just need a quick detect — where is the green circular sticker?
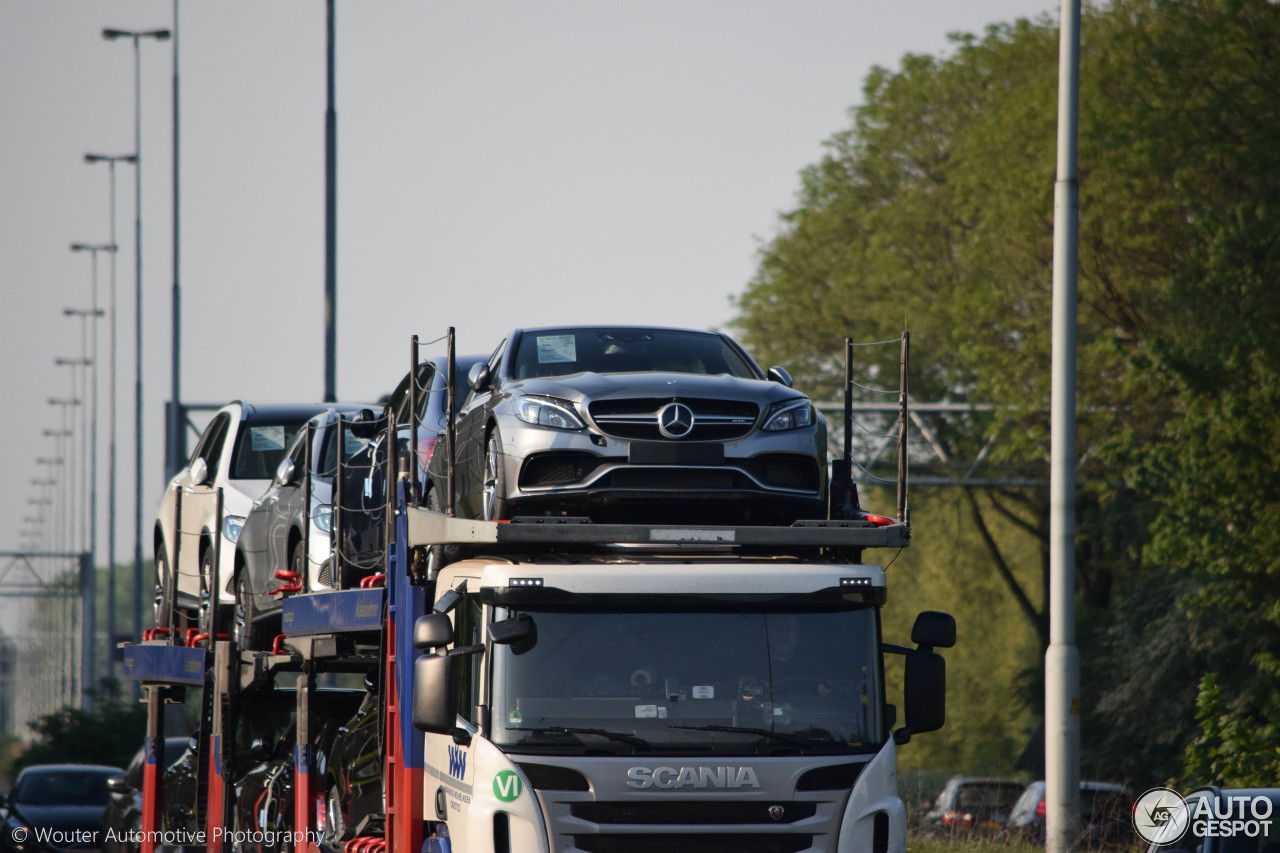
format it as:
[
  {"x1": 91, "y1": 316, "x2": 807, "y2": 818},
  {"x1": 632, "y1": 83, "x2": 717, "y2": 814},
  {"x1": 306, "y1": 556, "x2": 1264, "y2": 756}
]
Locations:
[{"x1": 493, "y1": 770, "x2": 523, "y2": 802}]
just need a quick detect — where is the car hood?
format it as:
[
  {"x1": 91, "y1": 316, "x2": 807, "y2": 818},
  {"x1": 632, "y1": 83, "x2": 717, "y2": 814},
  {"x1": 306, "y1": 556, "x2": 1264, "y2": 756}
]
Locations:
[
  {"x1": 10, "y1": 801, "x2": 106, "y2": 833},
  {"x1": 223, "y1": 479, "x2": 273, "y2": 514},
  {"x1": 510, "y1": 372, "x2": 805, "y2": 407}
]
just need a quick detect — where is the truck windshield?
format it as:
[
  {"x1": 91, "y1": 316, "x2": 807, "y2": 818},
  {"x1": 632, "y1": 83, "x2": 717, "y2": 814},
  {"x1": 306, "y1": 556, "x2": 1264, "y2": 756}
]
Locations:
[{"x1": 490, "y1": 609, "x2": 882, "y2": 754}]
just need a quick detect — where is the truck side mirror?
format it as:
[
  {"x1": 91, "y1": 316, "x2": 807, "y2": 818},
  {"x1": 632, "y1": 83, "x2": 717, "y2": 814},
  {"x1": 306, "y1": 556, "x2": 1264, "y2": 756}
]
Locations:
[
  {"x1": 490, "y1": 613, "x2": 537, "y2": 655},
  {"x1": 911, "y1": 611, "x2": 956, "y2": 649},
  {"x1": 903, "y1": 648, "x2": 946, "y2": 735},
  {"x1": 414, "y1": 613, "x2": 453, "y2": 650},
  {"x1": 413, "y1": 653, "x2": 457, "y2": 734}
]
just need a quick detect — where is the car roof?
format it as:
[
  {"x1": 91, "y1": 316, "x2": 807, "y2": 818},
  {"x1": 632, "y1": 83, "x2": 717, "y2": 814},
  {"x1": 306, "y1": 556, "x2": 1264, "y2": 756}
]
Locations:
[
  {"x1": 232, "y1": 401, "x2": 351, "y2": 423},
  {"x1": 17, "y1": 763, "x2": 126, "y2": 775},
  {"x1": 514, "y1": 324, "x2": 725, "y2": 337}
]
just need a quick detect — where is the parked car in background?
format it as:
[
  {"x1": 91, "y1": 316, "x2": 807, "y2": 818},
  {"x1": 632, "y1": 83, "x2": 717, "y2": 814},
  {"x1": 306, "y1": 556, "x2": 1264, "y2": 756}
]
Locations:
[
  {"x1": 1139, "y1": 787, "x2": 1280, "y2": 853},
  {"x1": 154, "y1": 402, "x2": 337, "y2": 634},
  {"x1": 426, "y1": 325, "x2": 828, "y2": 524},
  {"x1": 921, "y1": 775, "x2": 1026, "y2": 838},
  {"x1": 101, "y1": 738, "x2": 189, "y2": 853},
  {"x1": 230, "y1": 689, "x2": 363, "y2": 853},
  {"x1": 1, "y1": 763, "x2": 125, "y2": 853},
  {"x1": 339, "y1": 353, "x2": 488, "y2": 568},
  {"x1": 1000, "y1": 779, "x2": 1134, "y2": 849},
  {"x1": 234, "y1": 406, "x2": 378, "y2": 650}
]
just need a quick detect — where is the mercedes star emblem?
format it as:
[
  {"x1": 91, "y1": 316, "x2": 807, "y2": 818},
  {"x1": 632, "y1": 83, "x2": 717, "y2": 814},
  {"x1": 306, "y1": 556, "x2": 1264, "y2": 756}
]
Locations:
[{"x1": 657, "y1": 402, "x2": 695, "y2": 439}]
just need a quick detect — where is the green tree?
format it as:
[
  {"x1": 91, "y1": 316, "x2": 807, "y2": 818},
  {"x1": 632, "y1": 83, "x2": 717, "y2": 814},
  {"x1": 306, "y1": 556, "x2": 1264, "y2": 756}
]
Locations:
[
  {"x1": 734, "y1": 0, "x2": 1280, "y2": 781},
  {"x1": 13, "y1": 679, "x2": 145, "y2": 773}
]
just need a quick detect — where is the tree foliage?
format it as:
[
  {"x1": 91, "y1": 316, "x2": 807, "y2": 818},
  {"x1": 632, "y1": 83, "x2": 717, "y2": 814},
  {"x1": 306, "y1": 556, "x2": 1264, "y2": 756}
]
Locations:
[
  {"x1": 13, "y1": 679, "x2": 145, "y2": 774},
  {"x1": 735, "y1": 0, "x2": 1280, "y2": 784}
]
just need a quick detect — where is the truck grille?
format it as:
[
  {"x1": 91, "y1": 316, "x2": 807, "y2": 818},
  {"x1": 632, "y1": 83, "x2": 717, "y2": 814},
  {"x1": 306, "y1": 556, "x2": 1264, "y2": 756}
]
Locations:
[
  {"x1": 589, "y1": 398, "x2": 759, "y2": 442},
  {"x1": 575, "y1": 835, "x2": 813, "y2": 853},
  {"x1": 572, "y1": 801, "x2": 817, "y2": 825}
]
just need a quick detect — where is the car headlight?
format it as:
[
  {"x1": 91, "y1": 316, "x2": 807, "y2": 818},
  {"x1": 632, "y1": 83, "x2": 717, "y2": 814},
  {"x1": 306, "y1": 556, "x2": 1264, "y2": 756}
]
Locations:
[
  {"x1": 762, "y1": 400, "x2": 815, "y2": 432},
  {"x1": 313, "y1": 504, "x2": 333, "y2": 533},
  {"x1": 223, "y1": 515, "x2": 246, "y2": 543},
  {"x1": 515, "y1": 395, "x2": 585, "y2": 430}
]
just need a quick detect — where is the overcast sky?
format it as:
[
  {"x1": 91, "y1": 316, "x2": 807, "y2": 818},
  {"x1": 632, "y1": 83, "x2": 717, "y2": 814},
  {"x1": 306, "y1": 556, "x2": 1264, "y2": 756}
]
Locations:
[{"x1": 0, "y1": 0, "x2": 1056, "y2": 623}]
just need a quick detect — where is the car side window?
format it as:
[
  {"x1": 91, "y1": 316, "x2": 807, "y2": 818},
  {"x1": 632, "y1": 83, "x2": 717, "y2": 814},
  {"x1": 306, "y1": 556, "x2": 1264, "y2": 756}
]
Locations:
[
  {"x1": 280, "y1": 427, "x2": 309, "y2": 481},
  {"x1": 201, "y1": 414, "x2": 231, "y2": 476},
  {"x1": 488, "y1": 339, "x2": 507, "y2": 378},
  {"x1": 414, "y1": 363, "x2": 438, "y2": 422}
]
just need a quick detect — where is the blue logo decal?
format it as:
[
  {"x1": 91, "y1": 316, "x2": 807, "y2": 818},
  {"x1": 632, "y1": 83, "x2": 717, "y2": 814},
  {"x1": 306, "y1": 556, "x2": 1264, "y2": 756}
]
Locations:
[{"x1": 447, "y1": 744, "x2": 468, "y2": 780}]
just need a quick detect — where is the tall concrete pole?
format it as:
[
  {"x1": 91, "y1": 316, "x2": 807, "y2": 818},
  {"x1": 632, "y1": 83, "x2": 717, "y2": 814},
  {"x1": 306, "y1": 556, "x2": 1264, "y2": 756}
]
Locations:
[
  {"x1": 1045, "y1": 2, "x2": 1082, "y2": 853},
  {"x1": 169, "y1": 0, "x2": 184, "y2": 481},
  {"x1": 323, "y1": 0, "x2": 337, "y2": 403}
]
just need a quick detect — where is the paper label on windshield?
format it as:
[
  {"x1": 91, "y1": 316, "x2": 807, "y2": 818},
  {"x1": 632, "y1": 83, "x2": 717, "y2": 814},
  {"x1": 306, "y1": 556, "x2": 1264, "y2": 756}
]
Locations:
[
  {"x1": 249, "y1": 426, "x2": 286, "y2": 451},
  {"x1": 692, "y1": 685, "x2": 714, "y2": 700},
  {"x1": 536, "y1": 334, "x2": 576, "y2": 364}
]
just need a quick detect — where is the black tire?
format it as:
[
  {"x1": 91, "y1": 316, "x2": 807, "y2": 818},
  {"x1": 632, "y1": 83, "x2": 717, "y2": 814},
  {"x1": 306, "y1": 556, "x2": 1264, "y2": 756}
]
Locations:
[
  {"x1": 235, "y1": 568, "x2": 268, "y2": 651},
  {"x1": 154, "y1": 544, "x2": 173, "y2": 631},
  {"x1": 198, "y1": 546, "x2": 220, "y2": 640},
  {"x1": 290, "y1": 539, "x2": 307, "y2": 586},
  {"x1": 482, "y1": 428, "x2": 513, "y2": 522}
]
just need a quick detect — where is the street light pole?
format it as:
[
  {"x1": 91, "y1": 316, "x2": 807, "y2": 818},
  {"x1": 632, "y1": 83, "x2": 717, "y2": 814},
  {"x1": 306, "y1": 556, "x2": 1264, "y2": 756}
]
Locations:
[
  {"x1": 84, "y1": 155, "x2": 134, "y2": 646},
  {"x1": 71, "y1": 243, "x2": 114, "y2": 668},
  {"x1": 103, "y1": 26, "x2": 169, "y2": 646}
]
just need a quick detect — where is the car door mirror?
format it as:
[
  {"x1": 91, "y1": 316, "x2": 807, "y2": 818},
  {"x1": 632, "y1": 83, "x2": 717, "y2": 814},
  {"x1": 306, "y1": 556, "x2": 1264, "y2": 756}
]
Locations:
[
  {"x1": 106, "y1": 776, "x2": 132, "y2": 795},
  {"x1": 188, "y1": 457, "x2": 209, "y2": 487},
  {"x1": 767, "y1": 366, "x2": 794, "y2": 387},
  {"x1": 275, "y1": 457, "x2": 296, "y2": 486},
  {"x1": 468, "y1": 361, "x2": 492, "y2": 392}
]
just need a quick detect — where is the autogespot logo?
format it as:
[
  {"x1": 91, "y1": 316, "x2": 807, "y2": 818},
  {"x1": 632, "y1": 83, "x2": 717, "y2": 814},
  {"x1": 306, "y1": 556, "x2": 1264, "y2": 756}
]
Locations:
[
  {"x1": 1134, "y1": 788, "x2": 1191, "y2": 845},
  {"x1": 1134, "y1": 788, "x2": 1277, "y2": 844}
]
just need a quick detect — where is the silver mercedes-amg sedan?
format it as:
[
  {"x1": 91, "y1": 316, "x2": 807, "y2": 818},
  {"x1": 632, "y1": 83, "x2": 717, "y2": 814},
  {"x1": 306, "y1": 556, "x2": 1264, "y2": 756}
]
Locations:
[{"x1": 427, "y1": 325, "x2": 828, "y2": 524}]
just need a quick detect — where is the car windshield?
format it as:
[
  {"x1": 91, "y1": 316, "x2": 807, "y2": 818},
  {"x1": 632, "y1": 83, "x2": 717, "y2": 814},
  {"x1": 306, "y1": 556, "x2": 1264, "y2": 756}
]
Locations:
[
  {"x1": 228, "y1": 420, "x2": 309, "y2": 479},
  {"x1": 491, "y1": 608, "x2": 881, "y2": 753},
  {"x1": 13, "y1": 769, "x2": 118, "y2": 806},
  {"x1": 511, "y1": 328, "x2": 758, "y2": 380}
]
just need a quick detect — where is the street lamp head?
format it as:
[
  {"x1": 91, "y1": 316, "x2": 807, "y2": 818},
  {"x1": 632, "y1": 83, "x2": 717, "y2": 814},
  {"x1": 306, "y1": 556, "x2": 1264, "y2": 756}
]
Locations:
[
  {"x1": 84, "y1": 153, "x2": 137, "y2": 165},
  {"x1": 102, "y1": 27, "x2": 171, "y2": 41},
  {"x1": 70, "y1": 242, "x2": 117, "y2": 253},
  {"x1": 63, "y1": 308, "x2": 106, "y2": 318},
  {"x1": 47, "y1": 398, "x2": 81, "y2": 407},
  {"x1": 41, "y1": 430, "x2": 72, "y2": 438},
  {"x1": 55, "y1": 357, "x2": 94, "y2": 366}
]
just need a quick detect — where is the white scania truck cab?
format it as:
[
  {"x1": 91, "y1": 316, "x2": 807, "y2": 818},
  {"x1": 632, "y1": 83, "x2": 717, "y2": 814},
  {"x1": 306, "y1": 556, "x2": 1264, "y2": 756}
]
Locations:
[{"x1": 411, "y1": 551, "x2": 954, "y2": 853}]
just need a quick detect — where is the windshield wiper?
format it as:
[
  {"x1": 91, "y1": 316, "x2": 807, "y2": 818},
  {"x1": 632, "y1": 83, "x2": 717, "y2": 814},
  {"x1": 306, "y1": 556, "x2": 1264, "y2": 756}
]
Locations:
[
  {"x1": 668, "y1": 724, "x2": 833, "y2": 748},
  {"x1": 507, "y1": 726, "x2": 651, "y2": 749}
]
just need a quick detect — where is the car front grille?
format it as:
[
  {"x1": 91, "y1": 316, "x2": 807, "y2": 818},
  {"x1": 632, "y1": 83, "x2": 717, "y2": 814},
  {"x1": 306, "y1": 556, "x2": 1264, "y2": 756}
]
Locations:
[{"x1": 589, "y1": 398, "x2": 759, "y2": 442}]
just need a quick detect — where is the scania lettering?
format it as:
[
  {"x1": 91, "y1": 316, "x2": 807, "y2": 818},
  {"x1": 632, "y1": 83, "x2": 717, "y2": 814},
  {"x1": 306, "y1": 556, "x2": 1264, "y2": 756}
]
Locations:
[{"x1": 626, "y1": 765, "x2": 762, "y2": 789}]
